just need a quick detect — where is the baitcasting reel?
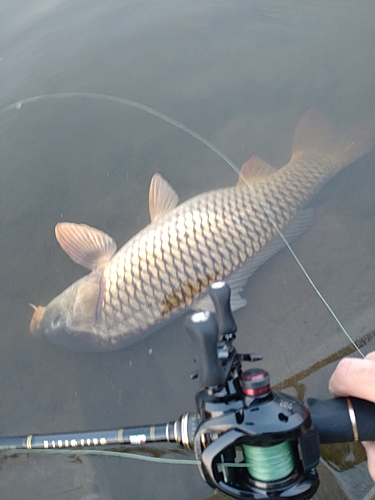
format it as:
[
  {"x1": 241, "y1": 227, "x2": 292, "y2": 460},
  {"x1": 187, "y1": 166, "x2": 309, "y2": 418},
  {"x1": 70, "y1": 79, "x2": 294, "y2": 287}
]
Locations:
[
  {"x1": 186, "y1": 282, "x2": 320, "y2": 499},
  {"x1": 1, "y1": 281, "x2": 375, "y2": 499}
]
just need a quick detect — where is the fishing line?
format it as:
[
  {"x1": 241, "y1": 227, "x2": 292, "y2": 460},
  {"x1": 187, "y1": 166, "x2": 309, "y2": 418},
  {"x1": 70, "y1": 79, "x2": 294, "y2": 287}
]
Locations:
[
  {"x1": 242, "y1": 441, "x2": 295, "y2": 482},
  {"x1": 6, "y1": 447, "x2": 199, "y2": 464},
  {"x1": 8, "y1": 447, "x2": 249, "y2": 468},
  {"x1": 3, "y1": 444, "x2": 299, "y2": 477},
  {"x1": 0, "y1": 93, "x2": 364, "y2": 358}
]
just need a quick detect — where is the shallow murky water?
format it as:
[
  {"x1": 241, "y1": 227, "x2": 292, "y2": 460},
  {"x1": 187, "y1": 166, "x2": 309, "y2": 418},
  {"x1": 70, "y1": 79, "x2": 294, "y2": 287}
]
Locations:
[{"x1": 1, "y1": 1, "x2": 375, "y2": 498}]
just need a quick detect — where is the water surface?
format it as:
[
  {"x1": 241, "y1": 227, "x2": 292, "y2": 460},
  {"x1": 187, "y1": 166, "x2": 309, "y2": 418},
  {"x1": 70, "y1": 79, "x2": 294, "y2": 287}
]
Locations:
[{"x1": 1, "y1": 1, "x2": 375, "y2": 498}]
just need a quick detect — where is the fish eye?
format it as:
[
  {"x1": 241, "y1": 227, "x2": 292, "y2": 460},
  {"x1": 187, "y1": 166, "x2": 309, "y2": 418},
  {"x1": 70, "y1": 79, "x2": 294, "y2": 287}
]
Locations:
[{"x1": 51, "y1": 314, "x2": 63, "y2": 330}]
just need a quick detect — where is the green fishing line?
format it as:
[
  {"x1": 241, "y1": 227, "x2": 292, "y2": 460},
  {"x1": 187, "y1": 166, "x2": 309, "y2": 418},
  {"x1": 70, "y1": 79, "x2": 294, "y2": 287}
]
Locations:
[{"x1": 242, "y1": 441, "x2": 295, "y2": 482}]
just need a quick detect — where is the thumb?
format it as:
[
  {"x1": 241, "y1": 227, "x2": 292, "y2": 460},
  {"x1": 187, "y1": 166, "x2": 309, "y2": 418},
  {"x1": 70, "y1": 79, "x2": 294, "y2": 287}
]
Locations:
[{"x1": 362, "y1": 441, "x2": 375, "y2": 481}]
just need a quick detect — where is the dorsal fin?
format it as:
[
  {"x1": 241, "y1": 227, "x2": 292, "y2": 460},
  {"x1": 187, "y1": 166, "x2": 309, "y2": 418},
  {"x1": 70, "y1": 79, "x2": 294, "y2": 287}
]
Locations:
[
  {"x1": 149, "y1": 173, "x2": 179, "y2": 222},
  {"x1": 236, "y1": 156, "x2": 277, "y2": 186},
  {"x1": 55, "y1": 222, "x2": 117, "y2": 270}
]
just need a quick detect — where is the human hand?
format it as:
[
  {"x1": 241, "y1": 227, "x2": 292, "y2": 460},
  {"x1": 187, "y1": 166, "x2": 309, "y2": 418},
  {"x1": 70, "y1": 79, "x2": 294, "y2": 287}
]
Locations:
[{"x1": 329, "y1": 352, "x2": 375, "y2": 481}]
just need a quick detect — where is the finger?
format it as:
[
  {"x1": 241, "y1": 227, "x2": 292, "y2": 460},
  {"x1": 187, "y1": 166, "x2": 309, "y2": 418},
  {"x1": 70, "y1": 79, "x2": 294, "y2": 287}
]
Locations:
[
  {"x1": 328, "y1": 357, "x2": 375, "y2": 403},
  {"x1": 362, "y1": 441, "x2": 375, "y2": 481},
  {"x1": 366, "y1": 352, "x2": 375, "y2": 362}
]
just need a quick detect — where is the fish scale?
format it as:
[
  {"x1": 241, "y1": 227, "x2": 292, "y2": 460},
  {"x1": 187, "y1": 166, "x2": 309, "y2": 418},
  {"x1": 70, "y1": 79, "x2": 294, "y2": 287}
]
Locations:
[
  {"x1": 29, "y1": 111, "x2": 374, "y2": 352},
  {"x1": 100, "y1": 152, "x2": 352, "y2": 338},
  {"x1": 103, "y1": 180, "x2": 310, "y2": 334}
]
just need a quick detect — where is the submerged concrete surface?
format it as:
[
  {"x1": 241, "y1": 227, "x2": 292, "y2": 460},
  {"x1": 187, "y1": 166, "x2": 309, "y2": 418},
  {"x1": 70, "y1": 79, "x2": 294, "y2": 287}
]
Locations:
[
  {"x1": 1, "y1": 130, "x2": 374, "y2": 499},
  {"x1": 0, "y1": 453, "x2": 113, "y2": 500},
  {"x1": 0, "y1": 334, "x2": 114, "y2": 500},
  {"x1": 1, "y1": 148, "x2": 375, "y2": 499},
  {"x1": 1, "y1": 3, "x2": 375, "y2": 496},
  {"x1": 314, "y1": 462, "x2": 350, "y2": 500}
]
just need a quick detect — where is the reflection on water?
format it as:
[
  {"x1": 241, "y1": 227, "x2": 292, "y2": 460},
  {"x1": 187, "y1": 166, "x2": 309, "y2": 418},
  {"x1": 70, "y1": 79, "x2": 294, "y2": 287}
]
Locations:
[{"x1": 1, "y1": 0, "x2": 375, "y2": 498}]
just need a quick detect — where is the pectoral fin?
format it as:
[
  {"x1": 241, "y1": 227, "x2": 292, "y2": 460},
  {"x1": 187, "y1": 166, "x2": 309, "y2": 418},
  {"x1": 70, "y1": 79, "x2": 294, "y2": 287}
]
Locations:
[
  {"x1": 149, "y1": 173, "x2": 179, "y2": 222},
  {"x1": 55, "y1": 222, "x2": 117, "y2": 270}
]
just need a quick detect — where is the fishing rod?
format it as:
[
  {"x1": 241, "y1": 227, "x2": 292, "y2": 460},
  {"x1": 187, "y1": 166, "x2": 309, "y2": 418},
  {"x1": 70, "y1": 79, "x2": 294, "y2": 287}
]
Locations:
[{"x1": 1, "y1": 282, "x2": 374, "y2": 499}]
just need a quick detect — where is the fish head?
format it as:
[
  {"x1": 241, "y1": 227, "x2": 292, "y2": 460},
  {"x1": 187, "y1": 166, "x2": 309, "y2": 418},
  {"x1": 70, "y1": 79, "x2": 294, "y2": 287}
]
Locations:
[{"x1": 30, "y1": 274, "x2": 104, "y2": 352}]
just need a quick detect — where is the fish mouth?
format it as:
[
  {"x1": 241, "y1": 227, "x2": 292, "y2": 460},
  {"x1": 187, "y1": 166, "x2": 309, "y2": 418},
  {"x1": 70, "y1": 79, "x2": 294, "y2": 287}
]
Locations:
[{"x1": 29, "y1": 304, "x2": 46, "y2": 337}]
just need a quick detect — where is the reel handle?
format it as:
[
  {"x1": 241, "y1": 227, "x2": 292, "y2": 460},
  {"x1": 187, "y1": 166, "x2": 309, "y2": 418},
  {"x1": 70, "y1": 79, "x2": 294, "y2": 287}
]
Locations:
[
  {"x1": 185, "y1": 312, "x2": 225, "y2": 389},
  {"x1": 208, "y1": 281, "x2": 237, "y2": 336}
]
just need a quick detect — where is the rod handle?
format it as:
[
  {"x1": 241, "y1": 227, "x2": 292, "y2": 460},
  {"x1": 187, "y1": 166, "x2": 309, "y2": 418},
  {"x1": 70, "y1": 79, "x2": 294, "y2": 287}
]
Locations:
[{"x1": 308, "y1": 397, "x2": 375, "y2": 444}]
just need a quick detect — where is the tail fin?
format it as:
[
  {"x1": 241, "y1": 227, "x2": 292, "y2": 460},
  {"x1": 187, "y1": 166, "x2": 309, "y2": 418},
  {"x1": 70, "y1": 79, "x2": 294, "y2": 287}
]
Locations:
[{"x1": 291, "y1": 110, "x2": 375, "y2": 170}]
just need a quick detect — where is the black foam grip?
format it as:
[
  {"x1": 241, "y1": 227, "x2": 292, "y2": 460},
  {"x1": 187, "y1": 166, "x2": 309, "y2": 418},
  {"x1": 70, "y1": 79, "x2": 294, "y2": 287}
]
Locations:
[
  {"x1": 185, "y1": 312, "x2": 225, "y2": 389},
  {"x1": 308, "y1": 397, "x2": 375, "y2": 444}
]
